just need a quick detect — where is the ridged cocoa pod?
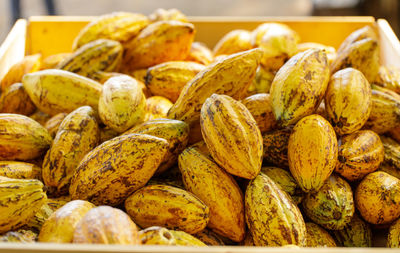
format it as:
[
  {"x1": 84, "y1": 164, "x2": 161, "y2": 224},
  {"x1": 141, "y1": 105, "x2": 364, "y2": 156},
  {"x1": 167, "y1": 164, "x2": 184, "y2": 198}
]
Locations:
[
  {"x1": 302, "y1": 174, "x2": 354, "y2": 230},
  {"x1": 44, "y1": 113, "x2": 67, "y2": 138},
  {"x1": 0, "y1": 83, "x2": 36, "y2": 115},
  {"x1": 23, "y1": 203, "x2": 53, "y2": 233},
  {"x1": 297, "y1": 42, "x2": 336, "y2": 66},
  {"x1": 381, "y1": 136, "x2": 400, "y2": 173},
  {"x1": 169, "y1": 230, "x2": 207, "y2": 246},
  {"x1": 270, "y1": 49, "x2": 330, "y2": 127},
  {"x1": 0, "y1": 229, "x2": 37, "y2": 243},
  {"x1": 325, "y1": 68, "x2": 372, "y2": 135},
  {"x1": 186, "y1": 42, "x2": 214, "y2": 65},
  {"x1": 388, "y1": 218, "x2": 400, "y2": 248},
  {"x1": 251, "y1": 66, "x2": 275, "y2": 94},
  {"x1": 336, "y1": 130, "x2": 384, "y2": 181},
  {"x1": 200, "y1": 94, "x2": 263, "y2": 179},
  {"x1": 29, "y1": 111, "x2": 51, "y2": 126},
  {"x1": 376, "y1": 65, "x2": 400, "y2": 93},
  {"x1": 149, "y1": 8, "x2": 188, "y2": 22},
  {"x1": 46, "y1": 196, "x2": 71, "y2": 211},
  {"x1": 332, "y1": 213, "x2": 372, "y2": 247},
  {"x1": 73, "y1": 206, "x2": 141, "y2": 244},
  {"x1": 41, "y1": 53, "x2": 71, "y2": 70},
  {"x1": 213, "y1": 29, "x2": 252, "y2": 56},
  {"x1": 145, "y1": 96, "x2": 173, "y2": 121},
  {"x1": 0, "y1": 161, "x2": 41, "y2": 179},
  {"x1": 241, "y1": 93, "x2": 277, "y2": 133},
  {"x1": 288, "y1": 115, "x2": 338, "y2": 192},
  {"x1": 262, "y1": 127, "x2": 291, "y2": 168},
  {"x1": 245, "y1": 173, "x2": 306, "y2": 246},
  {"x1": 355, "y1": 171, "x2": 400, "y2": 224},
  {"x1": 193, "y1": 229, "x2": 225, "y2": 246},
  {"x1": 139, "y1": 226, "x2": 176, "y2": 245},
  {"x1": 305, "y1": 222, "x2": 337, "y2": 247}
]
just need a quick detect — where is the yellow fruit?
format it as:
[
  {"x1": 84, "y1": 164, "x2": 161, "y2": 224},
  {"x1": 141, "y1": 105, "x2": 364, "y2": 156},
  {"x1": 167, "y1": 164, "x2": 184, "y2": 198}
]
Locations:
[
  {"x1": 200, "y1": 94, "x2": 263, "y2": 179},
  {"x1": 186, "y1": 42, "x2": 214, "y2": 65},
  {"x1": 297, "y1": 42, "x2": 336, "y2": 66},
  {"x1": 0, "y1": 229, "x2": 37, "y2": 243},
  {"x1": 46, "y1": 196, "x2": 71, "y2": 211},
  {"x1": 305, "y1": 222, "x2": 337, "y2": 247},
  {"x1": 302, "y1": 174, "x2": 354, "y2": 230},
  {"x1": 270, "y1": 49, "x2": 330, "y2": 126},
  {"x1": 336, "y1": 130, "x2": 384, "y2": 181},
  {"x1": 245, "y1": 173, "x2": 306, "y2": 246},
  {"x1": 193, "y1": 229, "x2": 225, "y2": 246},
  {"x1": 251, "y1": 66, "x2": 275, "y2": 94},
  {"x1": 0, "y1": 114, "x2": 52, "y2": 161},
  {"x1": 356, "y1": 171, "x2": 400, "y2": 224},
  {"x1": 146, "y1": 61, "x2": 206, "y2": 102},
  {"x1": 44, "y1": 113, "x2": 67, "y2": 138},
  {"x1": 42, "y1": 106, "x2": 100, "y2": 195},
  {"x1": 332, "y1": 213, "x2": 372, "y2": 247},
  {"x1": 98, "y1": 75, "x2": 146, "y2": 133},
  {"x1": 0, "y1": 161, "x2": 41, "y2": 179},
  {"x1": 29, "y1": 111, "x2": 51, "y2": 126},
  {"x1": 149, "y1": 8, "x2": 188, "y2": 22},
  {"x1": 375, "y1": 65, "x2": 400, "y2": 93},
  {"x1": 125, "y1": 184, "x2": 209, "y2": 234},
  {"x1": 0, "y1": 83, "x2": 36, "y2": 116},
  {"x1": 262, "y1": 127, "x2": 292, "y2": 168},
  {"x1": 325, "y1": 68, "x2": 372, "y2": 135},
  {"x1": 288, "y1": 114, "x2": 338, "y2": 192},
  {"x1": 179, "y1": 146, "x2": 245, "y2": 242},
  {"x1": 123, "y1": 21, "x2": 195, "y2": 70},
  {"x1": 241, "y1": 93, "x2": 277, "y2": 133},
  {"x1": 169, "y1": 230, "x2": 207, "y2": 246},
  {"x1": 213, "y1": 29, "x2": 252, "y2": 56},
  {"x1": 73, "y1": 206, "x2": 141, "y2": 244},
  {"x1": 41, "y1": 53, "x2": 71, "y2": 70},
  {"x1": 70, "y1": 134, "x2": 169, "y2": 206},
  {"x1": 139, "y1": 226, "x2": 176, "y2": 245},
  {"x1": 22, "y1": 69, "x2": 102, "y2": 116},
  {"x1": 145, "y1": 96, "x2": 173, "y2": 121},
  {"x1": 381, "y1": 136, "x2": 400, "y2": 175},
  {"x1": 24, "y1": 203, "x2": 54, "y2": 233},
  {"x1": 337, "y1": 25, "x2": 378, "y2": 53},
  {"x1": 167, "y1": 48, "x2": 263, "y2": 127},
  {"x1": 0, "y1": 177, "x2": 47, "y2": 233},
  {"x1": 388, "y1": 218, "x2": 400, "y2": 248}
]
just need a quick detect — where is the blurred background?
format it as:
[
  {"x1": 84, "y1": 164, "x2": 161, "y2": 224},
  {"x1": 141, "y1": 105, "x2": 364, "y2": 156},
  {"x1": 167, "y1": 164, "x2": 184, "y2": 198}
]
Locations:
[{"x1": 0, "y1": 0, "x2": 399, "y2": 43}]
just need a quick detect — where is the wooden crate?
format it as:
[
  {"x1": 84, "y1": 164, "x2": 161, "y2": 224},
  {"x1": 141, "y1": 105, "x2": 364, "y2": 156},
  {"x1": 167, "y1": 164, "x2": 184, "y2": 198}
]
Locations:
[{"x1": 0, "y1": 16, "x2": 399, "y2": 253}]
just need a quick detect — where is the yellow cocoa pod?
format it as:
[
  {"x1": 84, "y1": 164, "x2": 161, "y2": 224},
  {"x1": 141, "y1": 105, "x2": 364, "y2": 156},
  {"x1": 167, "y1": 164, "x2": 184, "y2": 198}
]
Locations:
[
  {"x1": 41, "y1": 53, "x2": 71, "y2": 70},
  {"x1": 124, "y1": 119, "x2": 189, "y2": 174},
  {"x1": 146, "y1": 61, "x2": 206, "y2": 102},
  {"x1": 251, "y1": 66, "x2": 275, "y2": 94},
  {"x1": 73, "y1": 12, "x2": 149, "y2": 50},
  {"x1": 0, "y1": 177, "x2": 47, "y2": 233},
  {"x1": 22, "y1": 69, "x2": 102, "y2": 116},
  {"x1": 200, "y1": 94, "x2": 263, "y2": 179},
  {"x1": 145, "y1": 96, "x2": 173, "y2": 121},
  {"x1": 241, "y1": 93, "x2": 277, "y2": 133},
  {"x1": 38, "y1": 200, "x2": 94, "y2": 243},
  {"x1": 375, "y1": 65, "x2": 400, "y2": 93},
  {"x1": 213, "y1": 29, "x2": 252, "y2": 56},
  {"x1": 302, "y1": 173, "x2": 354, "y2": 230},
  {"x1": 270, "y1": 49, "x2": 329, "y2": 126},
  {"x1": 261, "y1": 166, "x2": 303, "y2": 205},
  {"x1": 288, "y1": 115, "x2": 338, "y2": 192},
  {"x1": 388, "y1": 218, "x2": 400, "y2": 248},
  {"x1": 99, "y1": 75, "x2": 146, "y2": 133},
  {"x1": 58, "y1": 39, "x2": 123, "y2": 80},
  {"x1": 356, "y1": 171, "x2": 400, "y2": 224},
  {"x1": 379, "y1": 162, "x2": 400, "y2": 180},
  {"x1": 0, "y1": 83, "x2": 36, "y2": 116},
  {"x1": 42, "y1": 106, "x2": 100, "y2": 195},
  {"x1": 337, "y1": 25, "x2": 378, "y2": 52},
  {"x1": 262, "y1": 127, "x2": 292, "y2": 168},
  {"x1": 306, "y1": 222, "x2": 336, "y2": 247},
  {"x1": 29, "y1": 111, "x2": 51, "y2": 126},
  {"x1": 168, "y1": 48, "x2": 263, "y2": 127},
  {"x1": 186, "y1": 42, "x2": 214, "y2": 65},
  {"x1": 123, "y1": 21, "x2": 195, "y2": 70},
  {"x1": 332, "y1": 213, "x2": 372, "y2": 247},
  {"x1": 23, "y1": 203, "x2": 53, "y2": 233},
  {"x1": 364, "y1": 85, "x2": 400, "y2": 134},
  {"x1": 178, "y1": 146, "x2": 245, "y2": 242},
  {"x1": 149, "y1": 8, "x2": 188, "y2": 23},
  {"x1": 297, "y1": 42, "x2": 336, "y2": 66},
  {"x1": 44, "y1": 112, "x2": 67, "y2": 138},
  {"x1": 193, "y1": 229, "x2": 225, "y2": 246},
  {"x1": 336, "y1": 130, "x2": 384, "y2": 181},
  {"x1": 0, "y1": 114, "x2": 52, "y2": 160},
  {"x1": 1, "y1": 54, "x2": 41, "y2": 91},
  {"x1": 139, "y1": 226, "x2": 176, "y2": 245},
  {"x1": 325, "y1": 68, "x2": 372, "y2": 135},
  {"x1": 73, "y1": 206, "x2": 141, "y2": 244},
  {"x1": 46, "y1": 196, "x2": 71, "y2": 211},
  {"x1": 70, "y1": 134, "x2": 168, "y2": 206},
  {"x1": 169, "y1": 230, "x2": 207, "y2": 246},
  {"x1": 381, "y1": 136, "x2": 400, "y2": 175},
  {"x1": 245, "y1": 173, "x2": 306, "y2": 246},
  {"x1": 0, "y1": 229, "x2": 37, "y2": 243},
  {"x1": 125, "y1": 184, "x2": 209, "y2": 234},
  {"x1": 0, "y1": 161, "x2": 41, "y2": 179}
]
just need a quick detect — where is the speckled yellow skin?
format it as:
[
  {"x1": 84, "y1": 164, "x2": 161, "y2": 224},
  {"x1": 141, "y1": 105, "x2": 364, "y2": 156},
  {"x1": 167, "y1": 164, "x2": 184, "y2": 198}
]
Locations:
[
  {"x1": 337, "y1": 25, "x2": 378, "y2": 53},
  {"x1": 388, "y1": 218, "x2": 400, "y2": 247},
  {"x1": 149, "y1": 8, "x2": 188, "y2": 23},
  {"x1": 0, "y1": 83, "x2": 36, "y2": 116},
  {"x1": 250, "y1": 66, "x2": 275, "y2": 94},
  {"x1": 302, "y1": 174, "x2": 354, "y2": 230},
  {"x1": 325, "y1": 68, "x2": 372, "y2": 135},
  {"x1": 123, "y1": 21, "x2": 195, "y2": 70},
  {"x1": 99, "y1": 75, "x2": 146, "y2": 133},
  {"x1": 46, "y1": 196, "x2": 71, "y2": 211},
  {"x1": 178, "y1": 146, "x2": 245, "y2": 242},
  {"x1": 73, "y1": 206, "x2": 141, "y2": 244},
  {"x1": 270, "y1": 49, "x2": 330, "y2": 127},
  {"x1": 125, "y1": 184, "x2": 209, "y2": 234},
  {"x1": 186, "y1": 42, "x2": 214, "y2": 65},
  {"x1": 42, "y1": 106, "x2": 100, "y2": 195},
  {"x1": 72, "y1": 12, "x2": 149, "y2": 50},
  {"x1": 375, "y1": 66, "x2": 400, "y2": 93},
  {"x1": 288, "y1": 114, "x2": 338, "y2": 192},
  {"x1": 125, "y1": 119, "x2": 189, "y2": 174},
  {"x1": 241, "y1": 93, "x2": 277, "y2": 133},
  {"x1": 22, "y1": 69, "x2": 102, "y2": 116},
  {"x1": 167, "y1": 48, "x2": 263, "y2": 127},
  {"x1": 1, "y1": 54, "x2": 41, "y2": 91},
  {"x1": 336, "y1": 130, "x2": 384, "y2": 181},
  {"x1": 364, "y1": 85, "x2": 400, "y2": 134},
  {"x1": 44, "y1": 113, "x2": 67, "y2": 138},
  {"x1": 332, "y1": 213, "x2": 372, "y2": 247},
  {"x1": 38, "y1": 200, "x2": 94, "y2": 243},
  {"x1": 0, "y1": 114, "x2": 52, "y2": 161},
  {"x1": 381, "y1": 136, "x2": 400, "y2": 176},
  {"x1": 0, "y1": 177, "x2": 46, "y2": 233},
  {"x1": 25, "y1": 203, "x2": 54, "y2": 233},
  {"x1": 145, "y1": 96, "x2": 173, "y2": 121},
  {"x1": 245, "y1": 173, "x2": 306, "y2": 246},
  {"x1": 356, "y1": 171, "x2": 400, "y2": 225},
  {"x1": 169, "y1": 230, "x2": 207, "y2": 246},
  {"x1": 41, "y1": 53, "x2": 71, "y2": 70},
  {"x1": 146, "y1": 61, "x2": 205, "y2": 102},
  {"x1": 262, "y1": 127, "x2": 292, "y2": 168},
  {"x1": 0, "y1": 229, "x2": 37, "y2": 242},
  {"x1": 200, "y1": 94, "x2": 263, "y2": 179},
  {"x1": 0, "y1": 161, "x2": 41, "y2": 179},
  {"x1": 70, "y1": 134, "x2": 168, "y2": 206},
  {"x1": 58, "y1": 39, "x2": 123, "y2": 80},
  {"x1": 194, "y1": 228, "x2": 225, "y2": 246},
  {"x1": 297, "y1": 42, "x2": 336, "y2": 66},
  {"x1": 213, "y1": 29, "x2": 252, "y2": 56},
  {"x1": 139, "y1": 226, "x2": 176, "y2": 245},
  {"x1": 29, "y1": 111, "x2": 51, "y2": 126},
  {"x1": 305, "y1": 222, "x2": 337, "y2": 247}
]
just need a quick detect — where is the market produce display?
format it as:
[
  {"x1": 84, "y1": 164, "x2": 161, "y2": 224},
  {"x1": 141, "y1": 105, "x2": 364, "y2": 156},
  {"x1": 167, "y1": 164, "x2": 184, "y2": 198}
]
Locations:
[{"x1": 1, "y1": 7, "x2": 400, "y2": 248}]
